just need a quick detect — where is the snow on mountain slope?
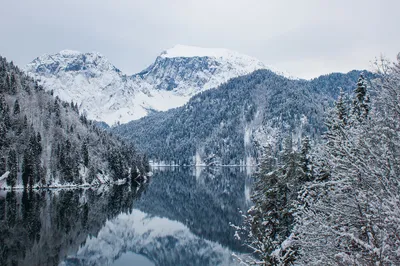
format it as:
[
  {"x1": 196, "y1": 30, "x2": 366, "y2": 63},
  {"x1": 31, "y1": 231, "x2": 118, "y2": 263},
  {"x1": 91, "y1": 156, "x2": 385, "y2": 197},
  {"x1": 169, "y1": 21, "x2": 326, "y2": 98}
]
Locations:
[
  {"x1": 137, "y1": 44, "x2": 267, "y2": 96},
  {"x1": 161, "y1": 44, "x2": 237, "y2": 58},
  {"x1": 25, "y1": 50, "x2": 134, "y2": 124},
  {"x1": 25, "y1": 45, "x2": 268, "y2": 125}
]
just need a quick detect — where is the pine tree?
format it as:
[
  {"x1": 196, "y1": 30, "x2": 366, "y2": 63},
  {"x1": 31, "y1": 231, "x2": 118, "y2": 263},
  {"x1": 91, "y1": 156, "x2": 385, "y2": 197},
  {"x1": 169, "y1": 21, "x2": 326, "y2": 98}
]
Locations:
[
  {"x1": 13, "y1": 99, "x2": 20, "y2": 115},
  {"x1": 54, "y1": 98, "x2": 62, "y2": 126},
  {"x1": 352, "y1": 74, "x2": 369, "y2": 121},
  {"x1": 62, "y1": 140, "x2": 74, "y2": 183},
  {"x1": 0, "y1": 96, "x2": 11, "y2": 129},
  {"x1": 107, "y1": 148, "x2": 126, "y2": 181},
  {"x1": 141, "y1": 154, "x2": 150, "y2": 174},
  {"x1": 36, "y1": 132, "x2": 42, "y2": 147},
  {"x1": 241, "y1": 144, "x2": 279, "y2": 264},
  {"x1": 81, "y1": 139, "x2": 89, "y2": 168},
  {"x1": 6, "y1": 149, "x2": 17, "y2": 187},
  {"x1": 240, "y1": 137, "x2": 306, "y2": 265},
  {"x1": 0, "y1": 95, "x2": 7, "y2": 113},
  {"x1": 130, "y1": 166, "x2": 139, "y2": 180},
  {"x1": 0, "y1": 121, "x2": 7, "y2": 150},
  {"x1": 87, "y1": 165, "x2": 96, "y2": 184},
  {"x1": 22, "y1": 150, "x2": 33, "y2": 189},
  {"x1": 9, "y1": 73, "x2": 17, "y2": 94},
  {"x1": 335, "y1": 88, "x2": 348, "y2": 126},
  {"x1": 28, "y1": 131, "x2": 42, "y2": 184},
  {"x1": 325, "y1": 88, "x2": 349, "y2": 146},
  {"x1": 299, "y1": 136, "x2": 312, "y2": 182}
]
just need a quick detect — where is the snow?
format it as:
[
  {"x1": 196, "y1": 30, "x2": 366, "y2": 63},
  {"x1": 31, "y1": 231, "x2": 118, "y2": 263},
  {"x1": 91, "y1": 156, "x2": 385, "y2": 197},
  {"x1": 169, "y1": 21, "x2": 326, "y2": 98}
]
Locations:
[
  {"x1": 193, "y1": 166, "x2": 204, "y2": 181},
  {"x1": 0, "y1": 171, "x2": 9, "y2": 181},
  {"x1": 195, "y1": 150, "x2": 204, "y2": 166},
  {"x1": 244, "y1": 125, "x2": 252, "y2": 147},
  {"x1": 162, "y1": 44, "x2": 248, "y2": 59},
  {"x1": 114, "y1": 179, "x2": 127, "y2": 185},
  {"x1": 59, "y1": 49, "x2": 82, "y2": 57},
  {"x1": 0, "y1": 164, "x2": 113, "y2": 189},
  {"x1": 95, "y1": 172, "x2": 110, "y2": 185},
  {"x1": 245, "y1": 156, "x2": 256, "y2": 167},
  {"x1": 244, "y1": 183, "x2": 251, "y2": 203},
  {"x1": 1, "y1": 183, "x2": 94, "y2": 191},
  {"x1": 24, "y1": 45, "x2": 291, "y2": 125}
]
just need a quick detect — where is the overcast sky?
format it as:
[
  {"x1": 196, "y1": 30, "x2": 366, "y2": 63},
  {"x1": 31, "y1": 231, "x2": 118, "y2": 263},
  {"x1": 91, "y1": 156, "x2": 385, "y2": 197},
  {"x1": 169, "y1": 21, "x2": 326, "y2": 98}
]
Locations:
[{"x1": 0, "y1": 0, "x2": 398, "y2": 79}]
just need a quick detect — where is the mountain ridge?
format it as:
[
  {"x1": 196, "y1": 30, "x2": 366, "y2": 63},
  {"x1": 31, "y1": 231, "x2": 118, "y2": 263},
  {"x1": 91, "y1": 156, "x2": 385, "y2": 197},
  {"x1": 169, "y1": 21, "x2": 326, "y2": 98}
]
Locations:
[
  {"x1": 112, "y1": 68, "x2": 374, "y2": 166},
  {"x1": 25, "y1": 45, "x2": 271, "y2": 125}
]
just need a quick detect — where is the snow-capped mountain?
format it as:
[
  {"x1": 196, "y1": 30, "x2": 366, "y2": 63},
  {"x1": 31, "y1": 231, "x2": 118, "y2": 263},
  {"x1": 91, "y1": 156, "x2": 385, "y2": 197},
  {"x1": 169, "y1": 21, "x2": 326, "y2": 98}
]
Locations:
[
  {"x1": 25, "y1": 45, "x2": 268, "y2": 125},
  {"x1": 25, "y1": 49, "x2": 137, "y2": 125},
  {"x1": 137, "y1": 45, "x2": 266, "y2": 95}
]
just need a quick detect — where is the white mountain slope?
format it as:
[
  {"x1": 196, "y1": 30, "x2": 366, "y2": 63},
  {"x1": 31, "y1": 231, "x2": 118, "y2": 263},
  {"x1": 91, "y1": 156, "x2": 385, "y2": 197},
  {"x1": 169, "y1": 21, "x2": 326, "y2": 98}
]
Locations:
[{"x1": 25, "y1": 45, "x2": 268, "y2": 125}]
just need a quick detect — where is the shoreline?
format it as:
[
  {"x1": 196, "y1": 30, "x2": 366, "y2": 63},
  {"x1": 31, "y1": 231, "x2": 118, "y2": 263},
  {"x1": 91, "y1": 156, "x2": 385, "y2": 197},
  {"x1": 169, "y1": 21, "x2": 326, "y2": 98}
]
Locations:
[{"x1": 1, "y1": 175, "x2": 148, "y2": 191}]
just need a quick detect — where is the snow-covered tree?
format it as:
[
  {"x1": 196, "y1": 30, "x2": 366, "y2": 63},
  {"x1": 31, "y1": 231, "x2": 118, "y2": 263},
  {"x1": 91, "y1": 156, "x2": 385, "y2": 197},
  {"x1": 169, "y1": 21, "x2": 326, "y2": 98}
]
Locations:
[
  {"x1": 294, "y1": 55, "x2": 400, "y2": 265},
  {"x1": 236, "y1": 136, "x2": 313, "y2": 265},
  {"x1": 6, "y1": 149, "x2": 17, "y2": 187},
  {"x1": 352, "y1": 74, "x2": 370, "y2": 121},
  {"x1": 13, "y1": 99, "x2": 20, "y2": 115}
]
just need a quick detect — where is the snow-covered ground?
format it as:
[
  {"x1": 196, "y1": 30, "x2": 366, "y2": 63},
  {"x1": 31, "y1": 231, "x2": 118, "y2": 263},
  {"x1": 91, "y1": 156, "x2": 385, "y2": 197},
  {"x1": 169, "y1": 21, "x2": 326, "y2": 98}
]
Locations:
[{"x1": 0, "y1": 170, "x2": 133, "y2": 190}]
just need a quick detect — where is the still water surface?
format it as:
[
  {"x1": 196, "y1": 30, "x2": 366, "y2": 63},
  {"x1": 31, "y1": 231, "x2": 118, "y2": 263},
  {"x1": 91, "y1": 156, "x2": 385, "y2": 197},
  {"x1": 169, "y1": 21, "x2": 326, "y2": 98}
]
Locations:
[{"x1": 0, "y1": 167, "x2": 254, "y2": 266}]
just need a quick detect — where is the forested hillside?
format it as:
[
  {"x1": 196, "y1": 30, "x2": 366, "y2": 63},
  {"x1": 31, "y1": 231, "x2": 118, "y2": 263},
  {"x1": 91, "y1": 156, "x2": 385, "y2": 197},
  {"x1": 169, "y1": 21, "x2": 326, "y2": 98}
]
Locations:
[
  {"x1": 113, "y1": 69, "x2": 373, "y2": 165},
  {"x1": 237, "y1": 56, "x2": 400, "y2": 265},
  {"x1": 0, "y1": 56, "x2": 149, "y2": 189}
]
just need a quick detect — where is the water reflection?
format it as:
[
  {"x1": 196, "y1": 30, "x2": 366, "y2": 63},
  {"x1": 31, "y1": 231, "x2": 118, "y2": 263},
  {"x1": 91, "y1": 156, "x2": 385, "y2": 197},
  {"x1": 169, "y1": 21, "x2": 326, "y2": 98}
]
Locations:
[
  {"x1": 137, "y1": 167, "x2": 253, "y2": 251},
  {"x1": 74, "y1": 209, "x2": 237, "y2": 266},
  {"x1": 74, "y1": 167, "x2": 253, "y2": 266},
  {"x1": 0, "y1": 184, "x2": 143, "y2": 266},
  {"x1": 0, "y1": 167, "x2": 254, "y2": 266},
  {"x1": 113, "y1": 252, "x2": 153, "y2": 266}
]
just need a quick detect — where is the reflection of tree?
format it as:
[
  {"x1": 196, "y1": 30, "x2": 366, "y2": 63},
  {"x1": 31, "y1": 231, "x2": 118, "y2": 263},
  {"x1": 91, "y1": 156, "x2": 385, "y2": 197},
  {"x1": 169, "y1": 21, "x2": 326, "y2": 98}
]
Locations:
[
  {"x1": 0, "y1": 184, "x2": 145, "y2": 266},
  {"x1": 137, "y1": 167, "x2": 251, "y2": 251},
  {"x1": 21, "y1": 190, "x2": 42, "y2": 243},
  {"x1": 0, "y1": 168, "x2": 252, "y2": 265}
]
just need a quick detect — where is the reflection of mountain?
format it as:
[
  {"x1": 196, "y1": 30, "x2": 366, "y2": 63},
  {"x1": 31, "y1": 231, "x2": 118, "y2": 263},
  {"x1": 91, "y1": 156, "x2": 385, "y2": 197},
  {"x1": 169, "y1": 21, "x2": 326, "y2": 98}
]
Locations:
[
  {"x1": 136, "y1": 167, "x2": 253, "y2": 251},
  {"x1": 63, "y1": 167, "x2": 253, "y2": 265},
  {"x1": 0, "y1": 184, "x2": 143, "y2": 266},
  {"x1": 0, "y1": 168, "x2": 253, "y2": 265},
  {"x1": 67, "y1": 209, "x2": 237, "y2": 266}
]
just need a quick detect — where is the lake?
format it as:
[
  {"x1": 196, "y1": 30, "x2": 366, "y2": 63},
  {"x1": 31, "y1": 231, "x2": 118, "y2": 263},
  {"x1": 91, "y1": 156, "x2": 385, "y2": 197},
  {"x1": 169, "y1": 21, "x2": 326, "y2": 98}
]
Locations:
[{"x1": 0, "y1": 167, "x2": 255, "y2": 266}]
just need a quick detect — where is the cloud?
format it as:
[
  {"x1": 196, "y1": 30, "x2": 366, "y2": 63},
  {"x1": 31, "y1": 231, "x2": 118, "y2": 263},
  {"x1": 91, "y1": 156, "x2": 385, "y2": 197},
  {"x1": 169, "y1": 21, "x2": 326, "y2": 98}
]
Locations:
[{"x1": 0, "y1": 0, "x2": 398, "y2": 78}]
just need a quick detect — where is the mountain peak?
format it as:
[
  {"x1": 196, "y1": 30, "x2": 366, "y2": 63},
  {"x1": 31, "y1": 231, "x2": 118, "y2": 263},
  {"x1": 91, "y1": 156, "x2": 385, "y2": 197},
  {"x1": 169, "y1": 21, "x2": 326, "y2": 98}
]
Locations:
[
  {"x1": 25, "y1": 46, "x2": 271, "y2": 125},
  {"x1": 33, "y1": 50, "x2": 105, "y2": 62},
  {"x1": 25, "y1": 49, "x2": 116, "y2": 75},
  {"x1": 59, "y1": 49, "x2": 82, "y2": 57},
  {"x1": 160, "y1": 44, "x2": 245, "y2": 59}
]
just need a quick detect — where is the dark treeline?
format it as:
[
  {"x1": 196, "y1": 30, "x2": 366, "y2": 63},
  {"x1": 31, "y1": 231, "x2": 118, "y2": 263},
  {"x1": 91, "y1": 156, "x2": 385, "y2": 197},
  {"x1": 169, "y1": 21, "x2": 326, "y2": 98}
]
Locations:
[{"x1": 0, "y1": 56, "x2": 149, "y2": 189}]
